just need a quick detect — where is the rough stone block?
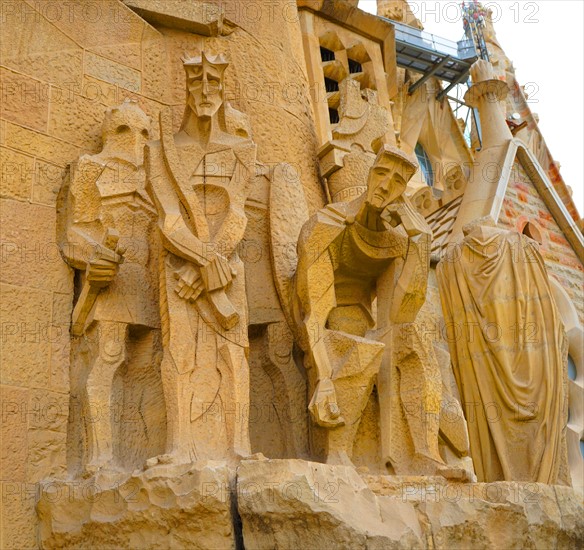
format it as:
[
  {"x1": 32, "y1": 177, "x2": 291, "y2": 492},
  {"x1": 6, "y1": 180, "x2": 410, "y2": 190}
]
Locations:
[
  {"x1": 0, "y1": 200, "x2": 72, "y2": 294},
  {"x1": 37, "y1": 462, "x2": 237, "y2": 549},
  {"x1": 0, "y1": 480, "x2": 37, "y2": 550},
  {"x1": 0, "y1": 385, "x2": 29, "y2": 483},
  {"x1": 84, "y1": 52, "x2": 141, "y2": 93},
  {"x1": 4, "y1": 122, "x2": 80, "y2": 166},
  {"x1": 48, "y1": 87, "x2": 106, "y2": 151},
  {"x1": 0, "y1": 283, "x2": 52, "y2": 388},
  {"x1": 237, "y1": 458, "x2": 424, "y2": 549},
  {"x1": 32, "y1": 159, "x2": 64, "y2": 206},
  {"x1": 0, "y1": 146, "x2": 34, "y2": 201},
  {"x1": 0, "y1": 68, "x2": 49, "y2": 133}
]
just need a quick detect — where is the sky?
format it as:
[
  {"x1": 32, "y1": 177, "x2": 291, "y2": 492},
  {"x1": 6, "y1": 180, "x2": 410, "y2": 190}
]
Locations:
[{"x1": 359, "y1": 0, "x2": 583, "y2": 216}]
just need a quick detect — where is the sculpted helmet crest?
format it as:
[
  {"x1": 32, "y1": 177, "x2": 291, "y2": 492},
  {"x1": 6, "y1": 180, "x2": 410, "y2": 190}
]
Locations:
[
  {"x1": 181, "y1": 50, "x2": 229, "y2": 73},
  {"x1": 102, "y1": 98, "x2": 150, "y2": 141}
]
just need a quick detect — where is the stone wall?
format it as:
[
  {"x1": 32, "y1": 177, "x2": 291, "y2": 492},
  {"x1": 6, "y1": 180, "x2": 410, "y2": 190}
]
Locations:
[
  {"x1": 0, "y1": 1, "x2": 323, "y2": 548},
  {"x1": 498, "y1": 160, "x2": 584, "y2": 326}
]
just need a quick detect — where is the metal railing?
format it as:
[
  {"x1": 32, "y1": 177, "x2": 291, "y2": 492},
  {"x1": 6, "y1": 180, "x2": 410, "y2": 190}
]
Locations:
[{"x1": 388, "y1": 18, "x2": 477, "y2": 61}]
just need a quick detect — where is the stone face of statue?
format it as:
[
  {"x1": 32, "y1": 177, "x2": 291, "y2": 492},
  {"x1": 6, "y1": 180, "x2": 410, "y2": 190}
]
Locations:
[
  {"x1": 365, "y1": 154, "x2": 408, "y2": 211},
  {"x1": 185, "y1": 60, "x2": 224, "y2": 120},
  {"x1": 101, "y1": 100, "x2": 151, "y2": 165}
]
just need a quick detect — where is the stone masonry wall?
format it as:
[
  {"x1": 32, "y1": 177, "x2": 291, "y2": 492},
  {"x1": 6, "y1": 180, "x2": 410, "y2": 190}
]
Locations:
[{"x1": 0, "y1": 1, "x2": 322, "y2": 548}]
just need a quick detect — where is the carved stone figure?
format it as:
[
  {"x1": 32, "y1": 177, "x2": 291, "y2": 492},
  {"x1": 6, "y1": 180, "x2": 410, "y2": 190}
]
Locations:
[
  {"x1": 145, "y1": 52, "x2": 256, "y2": 464},
  {"x1": 319, "y1": 78, "x2": 392, "y2": 203},
  {"x1": 58, "y1": 100, "x2": 164, "y2": 474},
  {"x1": 437, "y1": 217, "x2": 571, "y2": 484},
  {"x1": 294, "y1": 144, "x2": 450, "y2": 467}
]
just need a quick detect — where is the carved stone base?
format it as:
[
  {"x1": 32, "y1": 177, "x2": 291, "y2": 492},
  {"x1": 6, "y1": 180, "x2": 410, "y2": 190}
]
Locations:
[
  {"x1": 37, "y1": 459, "x2": 583, "y2": 549},
  {"x1": 237, "y1": 459, "x2": 584, "y2": 550},
  {"x1": 37, "y1": 462, "x2": 237, "y2": 549}
]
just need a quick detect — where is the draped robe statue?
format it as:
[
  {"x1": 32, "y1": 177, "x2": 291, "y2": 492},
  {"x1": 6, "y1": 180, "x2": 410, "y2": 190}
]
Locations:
[
  {"x1": 437, "y1": 217, "x2": 570, "y2": 484},
  {"x1": 146, "y1": 53, "x2": 256, "y2": 464}
]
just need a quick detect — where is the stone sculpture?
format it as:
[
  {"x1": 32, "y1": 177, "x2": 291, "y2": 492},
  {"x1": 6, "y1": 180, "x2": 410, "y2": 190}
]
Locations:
[
  {"x1": 145, "y1": 52, "x2": 257, "y2": 465},
  {"x1": 437, "y1": 217, "x2": 571, "y2": 484},
  {"x1": 294, "y1": 144, "x2": 453, "y2": 468},
  {"x1": 318, "y1": 78, "x2": 392, "y2": 203},
  {"x1": 57, "y1": 100, "x2": 163, "y2": 474}
]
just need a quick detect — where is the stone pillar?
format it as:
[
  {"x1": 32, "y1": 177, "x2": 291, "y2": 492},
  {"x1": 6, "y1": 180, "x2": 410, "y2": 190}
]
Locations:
[{"x1": 448, "y1": 59, "x2": 512, "y2": 240}]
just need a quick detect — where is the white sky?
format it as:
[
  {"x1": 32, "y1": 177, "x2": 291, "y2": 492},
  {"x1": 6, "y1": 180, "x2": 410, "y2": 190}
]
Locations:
[{"x1": 359, "y1": 0, "x2": 583, "y2": 216}]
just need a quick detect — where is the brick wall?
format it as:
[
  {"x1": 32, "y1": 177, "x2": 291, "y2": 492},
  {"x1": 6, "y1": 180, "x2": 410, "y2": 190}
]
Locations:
[{"x1": 498, "y1": 160, "x2": 584, "y2": 326}]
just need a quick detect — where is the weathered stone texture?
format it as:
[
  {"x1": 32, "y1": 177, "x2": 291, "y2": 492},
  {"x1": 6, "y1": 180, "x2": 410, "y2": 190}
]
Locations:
[
  {"x1": 38, "y1": 463, "x2": 236, "y2": 549},
  {"x1": 238, "y1": 459, "x2": 583, "y2": 550}
]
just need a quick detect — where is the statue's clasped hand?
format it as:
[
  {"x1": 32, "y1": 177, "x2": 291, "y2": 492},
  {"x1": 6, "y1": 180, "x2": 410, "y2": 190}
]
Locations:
[
  {"x1": 309, "y1": 378, "x2": 345, "y2": 428},
  {"x1": 384, "y1": 199, "x2": 429, "y2": 239},
  {"x1": 175, "y1": 254, "x2": 233, "y2": 302},
  {"x1": 86, "y1": 242, "x2": 125, "y2": 288},
  {"x1": 174, "y1": 263, "x2": 205, "y2": 302},
  {"x1": 200, "y1": 254, "x2": 233, "y2": 292}
]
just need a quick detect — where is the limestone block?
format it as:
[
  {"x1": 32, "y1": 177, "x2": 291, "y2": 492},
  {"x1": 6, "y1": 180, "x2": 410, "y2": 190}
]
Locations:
[
  {"x1": 417, "y1": 482, "x2": 582, "y2": 549},
  {"x1": 26, "y1": 389, "x2": 69, "y2": 483},
  {"x1": 27, "y1": 428, "x2": 67, "y2": 484},
  {"x1": 48, "y1": 87, "x2": 107, "y2": 151},
  {"x1": 0, "y1": 385, "x2": 29, "y2": 484},
  {"x1": 37, "y1": 462, "x2": 236, "y2": 549},
  {"x1": 84, "y1": 51, "x2": 142, "y2": 93},
  {"x1": 0, "y1": 200, "x2": 71, "y2": 294},
  {"x1": 0, "y1": 146, "x2": 34, "y2": 201},
  {"x1": 0, "y1": 480, "x2": 37, "y2": 550},
  {"x1": 49, "y1": 292, "x2": 71, "y2": 390},
  {"x1": 0, "y1": 283, "x2": 51, "y2": 388},
  {"x1": 4, "y1": 123, "x2": 80, "y2": 167},
  {"x1": 368, "y1": 475, "x2": 583, "y2": 548},
  {"x1": 237, "y1": 458, "x2": 424, "y2": 549},
  {"x1": 30, "y1": 0, "x2": 146, "y2": 62},
  {"x1": 141, "y1": 26, "x2": 170, "y2": 103},
  {"x1": 0, "y1": 67, "x2": 50, "y2": 132},
  {"x1": 123, "y1": 0, "x2": 226, "y2": 36},
  {"x1": 88, "y1": 44, "x2": 142, "y2": 73},
  {"x1": 1, "y1": 3, "x2": 83, "y2": 88},
  {"x1": 32, "y1": 160, "x2": 64, "y2": 206}
]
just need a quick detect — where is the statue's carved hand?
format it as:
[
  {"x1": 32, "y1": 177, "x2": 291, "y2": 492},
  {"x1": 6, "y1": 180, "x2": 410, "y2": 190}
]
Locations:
[
  {"x1": 309, "y1": 378, "x2": 345, "y2": 428},
  {"x1": 201, "y1": 254, "x2": 233, "y2": 292},
  {"x1": 86, "y1": 258, "x2": 120, "y2": 287},
  {"x1": 174, "y1": 263, "x2": 205, "y2": 302},
  {"x1": 86, "y1": 242, "x2": 125, "y2": 288},
  {"x1": 385, "y1": 199, "x2": 430, "y2": 238}
]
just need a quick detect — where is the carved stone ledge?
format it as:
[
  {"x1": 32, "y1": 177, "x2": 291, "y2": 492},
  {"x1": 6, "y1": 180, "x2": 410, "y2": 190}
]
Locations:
[
  {"x1": 36, "y1": 458, "x2": 584, "y2": 549},
  {"x1": 122, "y1": 0, "x2": 232, "y2": 36},
  {"x1": 238, "y1": 459, "x2": 584, "y2": 550},
  {"x1": 37, "y1": 462, "x2": 237, "y2": 549}
]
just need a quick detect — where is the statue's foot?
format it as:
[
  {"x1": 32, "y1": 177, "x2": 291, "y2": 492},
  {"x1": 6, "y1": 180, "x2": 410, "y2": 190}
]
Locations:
[{"x1": 413, "y1": 454, "x2": 474, "y2": 481}]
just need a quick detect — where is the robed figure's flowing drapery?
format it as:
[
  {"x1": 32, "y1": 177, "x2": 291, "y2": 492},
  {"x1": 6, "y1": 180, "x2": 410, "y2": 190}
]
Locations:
[{"x1": 437, "y1": 226, "x2": 570, "y2": 484}]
